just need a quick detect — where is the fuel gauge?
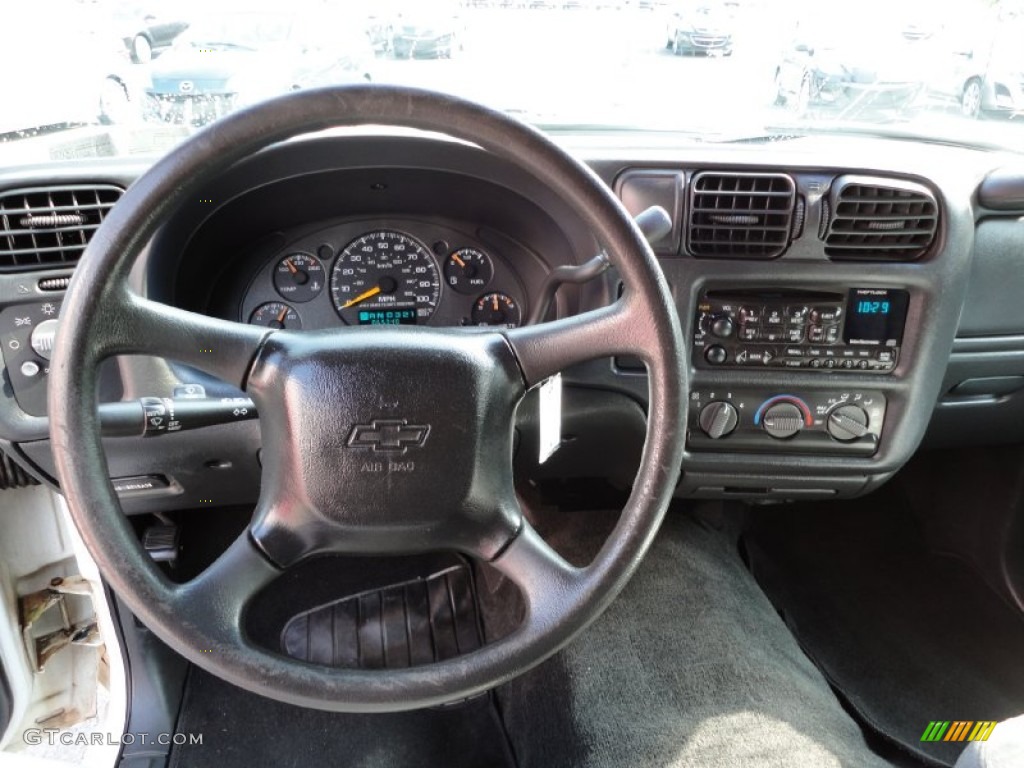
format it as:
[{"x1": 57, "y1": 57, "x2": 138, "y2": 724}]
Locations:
[
  {"x1": 471, "y1": 292, "x2": 520, "y2": 328},
  {"x1": 444, "y1": 248, "x2": 493, "y2": 294},
  {"x1": 249, "y1": 302, "x2": 302, "y2": 330}
]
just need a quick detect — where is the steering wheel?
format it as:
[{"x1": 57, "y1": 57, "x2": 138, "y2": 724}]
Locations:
[{"x1": 49, "y1": 86, "x2": 685, "y2": 712}]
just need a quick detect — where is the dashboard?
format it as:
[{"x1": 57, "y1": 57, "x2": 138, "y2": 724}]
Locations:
[{"x1": 1, "y1": 130, "x2": 1024, "y2": 514}]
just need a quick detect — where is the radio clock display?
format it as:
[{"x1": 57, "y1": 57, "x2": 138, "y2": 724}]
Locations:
[
  {"x1": 856, "y1": 300, "x2": 891, "y2": 315},
  {"x1": 844, "y1": 289, "x2": 909, "y2": 346}
]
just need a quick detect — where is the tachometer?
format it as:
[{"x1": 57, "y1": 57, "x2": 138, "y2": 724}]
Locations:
[{"x1": 330, "y1": 231, "x2": 441, "y2": 325}]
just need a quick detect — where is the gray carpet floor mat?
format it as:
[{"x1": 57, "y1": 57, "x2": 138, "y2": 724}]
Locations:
[
  {"x1": 495, "y1": 508, "x2": 894, "y2": 768},
  {"x1": 743, "y1": 489, "x2": 1024, "y2": 767}
]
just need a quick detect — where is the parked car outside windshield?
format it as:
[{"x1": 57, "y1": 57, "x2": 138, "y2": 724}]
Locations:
[
  {"x1": 145, "y1": 12, "x2": 375, "y2": 127},
  {"x1": 2, "y1": 0, "x2": 1024, "y2": 163}
]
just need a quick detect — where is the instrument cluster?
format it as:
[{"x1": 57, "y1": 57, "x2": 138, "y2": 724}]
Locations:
[{"x1": 240, "y1": 219, "x2": 529, "y2": 332}]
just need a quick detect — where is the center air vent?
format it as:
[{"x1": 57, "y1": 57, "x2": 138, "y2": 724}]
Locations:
[
  {"x1": 0, "y1": 184, "x2": 123, "y2": 272},
  {"x1": 688, "y1": 172, "x2": 797, "y2": 259},
  {"x1": 823, "y1": 176, "x2": 938, "y2": 261}
]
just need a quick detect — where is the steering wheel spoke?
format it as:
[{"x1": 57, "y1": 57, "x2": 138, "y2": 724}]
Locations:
[
  {"x1": 504, "y1": 297, "x2": 649, "y2": 387},
  {"x1": 95, "y1": 291, "x2": 270, "y2": 389},
  {"x1": 171, "y1": 531, "x2": 281, "y2": 644},
  {"x1": 490, "y1": 520, "x2": 583, "y2": 626}
]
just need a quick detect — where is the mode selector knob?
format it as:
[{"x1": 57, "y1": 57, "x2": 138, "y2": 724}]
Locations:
[
  {"x1": 698, "y1": 401, "x2": 738, "y2": 439},
  {"x1": 762, "y1": 402, "x2": 805, "y2": 439},
  {"x1": 827, "y1": 404, "x2": 870, "y2": 442},
  {"x1": 30, "y1": 319, "x2": 59, "y2": 360}
]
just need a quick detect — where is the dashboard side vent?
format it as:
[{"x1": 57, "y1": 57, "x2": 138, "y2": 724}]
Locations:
[
  {"x1": 687, "y1": 172, "x2": 796, "y2": 259},
  {"x1": 0, "y1": 185, "x2": 123, "y2": 272},
  {"x1": 823, "y1": 176, "x2": 938, "y2": 261}
]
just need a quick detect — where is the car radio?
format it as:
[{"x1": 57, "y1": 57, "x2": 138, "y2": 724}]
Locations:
[{"x1": 692, "y1": 288, "x2": 908, "y2": 373}]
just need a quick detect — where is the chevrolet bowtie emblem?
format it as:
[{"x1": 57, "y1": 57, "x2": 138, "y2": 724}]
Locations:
[{"x1": 347, "y1": 420, "x2": 430, "y2": 453}]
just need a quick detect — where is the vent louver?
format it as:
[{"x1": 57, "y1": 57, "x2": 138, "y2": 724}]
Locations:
[
  {"x1": 688, "y1": 171, "x2": 796, "y2": 259},
  {"x1": 0, "y1": 184, "x2": 123, "y2": 272},
  {"x1": 823, "y1": 176, "x2": 938, "y2": 261}
]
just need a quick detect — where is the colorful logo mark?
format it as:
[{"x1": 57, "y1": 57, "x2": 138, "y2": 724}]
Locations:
[{"x1": 921, "y1": 721, "x2": 998, "y2": 743}]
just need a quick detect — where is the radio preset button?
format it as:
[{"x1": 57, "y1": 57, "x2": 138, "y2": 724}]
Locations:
[
  {"x1": 764, "y1": 308, "x2": 785, "y2": 326},
  {"x1": 739, "y1": 325, "x2": 759, "y2": 341},
  {"x1": 786, "y1": 305, "x2": 809, "y2": 323},
  {"x1": 786, "y1": 326, "x2": 805, "y2": 343},
  {"x1": 810, "y1": 305, "x2": 843, "y2": 324},
  {"x1": 808, "y1": 325, "x2": 825, "y2": 343},
  {"x1": 739, "y1": 305, "x2": 763, "y2": 323}
]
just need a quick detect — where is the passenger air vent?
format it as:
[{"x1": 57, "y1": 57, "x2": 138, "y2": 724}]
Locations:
[
  {"x1": 0, "y1": 185, "x2": 123, "y2": 272},
  {"x1": 687, "y1": 172, "x2": 796, "y2": 259},
  {"x1": 823, "y1": 176, "x2": 938, "y2": 261}
]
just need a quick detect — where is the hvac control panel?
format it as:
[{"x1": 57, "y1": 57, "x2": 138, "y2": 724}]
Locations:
[
  {"x1": 687, "y1": 388, "x2": 886, "y2": 456},
  {"x1": 693, "y1": 288, "x2": 909, "y2": 373}
]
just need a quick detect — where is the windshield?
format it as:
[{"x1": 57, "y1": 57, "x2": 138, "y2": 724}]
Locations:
[
  {"x1": 174, "y1": 14, "x2": 294, "y2": 50},
  {"x1": 2, "y1": 0, "x2": 1023, "y2": 160}
]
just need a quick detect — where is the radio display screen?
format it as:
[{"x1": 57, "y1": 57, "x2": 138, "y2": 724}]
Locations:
[{"x1": 843, "y1": 288, "x2": 909, "y2": 346}]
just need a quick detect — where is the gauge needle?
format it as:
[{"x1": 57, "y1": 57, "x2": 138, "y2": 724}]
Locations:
[
  {"x1": 341, "y1": 285, "x2": 382, "y2": 309},
  {"x1": 451, "y1": 253, "x2": 466, "y2": 268},
  {"x1": 276, "y1": 307, "x2": 288, "y2": 325},
  {"x1": 284, "y1": 258, "x2": 298, "y2": 275},
  {"x1": 492, "y1": 294, "x2": 499, "y2": 311}
]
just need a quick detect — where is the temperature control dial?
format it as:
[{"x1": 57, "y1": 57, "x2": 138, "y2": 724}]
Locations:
[
  {"x1": 827, "y1": 404, "x2": 870, "y2": 441},
  {"x1": 761, "y1": 402, "x2": 805, "y2": 439},
  {"x1": 698, "y1": 401, "x2": 738, "y2": 439}
]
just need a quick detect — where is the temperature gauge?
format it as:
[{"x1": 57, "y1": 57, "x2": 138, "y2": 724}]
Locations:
[
  {"x1": 249, "y1": 302, "x2": 302, "y2": 330},
  {"x1": 444, "y1": 248, "x2": 493, "y2": 294},
  {"x1": 471, "y1": 292, "x2": 520, "y2": 328},
  {"x1": 274, "y1": 252, "x2": 325, "y2": 303}
]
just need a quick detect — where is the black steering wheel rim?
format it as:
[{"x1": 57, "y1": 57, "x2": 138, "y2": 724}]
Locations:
[{"x1": 49, "y1": 85, "x2": 686, "y2": 712}]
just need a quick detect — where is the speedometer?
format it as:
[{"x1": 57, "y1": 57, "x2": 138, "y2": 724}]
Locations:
[{"x1": 330, "y1": 231, "x2": 442, "y2": 325}]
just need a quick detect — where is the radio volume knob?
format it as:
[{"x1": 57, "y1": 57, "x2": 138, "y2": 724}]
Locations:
[
  {"x1": 827, "y1": 404, "x2": 870, "y2": 441},
  {"x1": 698, "y1": 401, "x2": 738, "y2": 439},
  {"x1": 710, "y1": 314, "x2": 736, "y2": 338}
]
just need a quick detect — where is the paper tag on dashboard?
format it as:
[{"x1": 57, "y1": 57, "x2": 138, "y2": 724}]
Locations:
[{"x1": 538, "y1": 373, "x2": 562, "y2": 465}]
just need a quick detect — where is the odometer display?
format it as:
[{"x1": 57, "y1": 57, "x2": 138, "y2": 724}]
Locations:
[{"x1": 330, "y1": 231, "x2": 441, "y2": 325}]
